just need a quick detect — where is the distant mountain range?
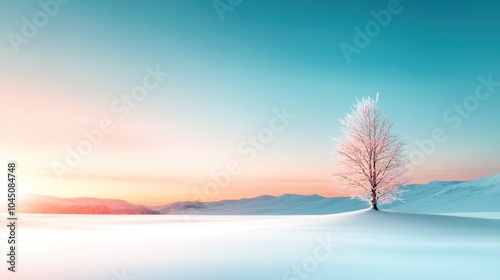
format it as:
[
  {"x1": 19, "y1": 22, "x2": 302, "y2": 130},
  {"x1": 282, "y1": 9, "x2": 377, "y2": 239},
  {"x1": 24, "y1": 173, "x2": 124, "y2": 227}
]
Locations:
[
  {"x1": 20, "y1": 195, "x2": 156, "y2": 214},
  {"x1": 18, "y1": 174, "x2": 500, "y2": 215}
]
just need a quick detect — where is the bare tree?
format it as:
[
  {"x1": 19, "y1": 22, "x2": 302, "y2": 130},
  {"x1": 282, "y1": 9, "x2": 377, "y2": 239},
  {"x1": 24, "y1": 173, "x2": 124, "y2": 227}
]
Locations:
[{"x1": 332, "y1": 94, "x2": 410, "y2": 210}]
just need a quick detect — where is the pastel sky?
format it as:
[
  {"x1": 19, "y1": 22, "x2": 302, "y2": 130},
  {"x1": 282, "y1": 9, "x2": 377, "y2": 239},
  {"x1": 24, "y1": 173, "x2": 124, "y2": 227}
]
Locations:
[{"x1": 1, "y1": 0, "x2": 499, "y2": 205}]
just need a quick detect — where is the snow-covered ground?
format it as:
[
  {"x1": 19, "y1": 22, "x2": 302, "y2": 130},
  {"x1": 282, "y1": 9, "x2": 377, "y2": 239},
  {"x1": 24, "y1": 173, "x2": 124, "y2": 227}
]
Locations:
[
  {"x1": 3, "y1": 174, "x2": 499, "y2": 279},
  {"x1": 2, "y1": 210, "x2": 499, "y2": 280}
]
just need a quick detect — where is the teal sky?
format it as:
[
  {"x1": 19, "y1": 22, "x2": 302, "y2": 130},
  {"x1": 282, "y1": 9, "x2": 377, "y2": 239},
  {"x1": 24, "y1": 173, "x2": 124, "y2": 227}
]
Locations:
[{"x1": 1, "y1": 0, "x2": 499, "y2": 204}]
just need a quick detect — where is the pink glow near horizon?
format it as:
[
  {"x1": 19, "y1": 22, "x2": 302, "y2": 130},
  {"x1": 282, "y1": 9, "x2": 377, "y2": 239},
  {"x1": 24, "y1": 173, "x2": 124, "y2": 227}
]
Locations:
[{"x1": 2, "y1": 77, "x2": 497, "y2": 205}]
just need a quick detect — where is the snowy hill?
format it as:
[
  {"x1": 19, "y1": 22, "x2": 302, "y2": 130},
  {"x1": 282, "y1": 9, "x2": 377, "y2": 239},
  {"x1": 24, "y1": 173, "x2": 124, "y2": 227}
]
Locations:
[
  {"x1": 390, "y1": 173, "x2": 500, "y2": 213},
  {"x1": 20, "y1": 173, "x2": 500, "y2": 214}
]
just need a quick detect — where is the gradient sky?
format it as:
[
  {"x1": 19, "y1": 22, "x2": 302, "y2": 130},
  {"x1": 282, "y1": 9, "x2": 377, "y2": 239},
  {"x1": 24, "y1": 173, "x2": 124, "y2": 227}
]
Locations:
[{"x1": 1, "y1": 0, "x2": 499, "y2": 205}]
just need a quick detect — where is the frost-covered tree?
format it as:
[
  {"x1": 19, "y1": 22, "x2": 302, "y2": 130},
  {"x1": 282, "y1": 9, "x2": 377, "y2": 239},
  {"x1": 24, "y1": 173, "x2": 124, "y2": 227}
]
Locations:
[{"x1": 332, "y1": 94, "x2": 410, "y2": 210}]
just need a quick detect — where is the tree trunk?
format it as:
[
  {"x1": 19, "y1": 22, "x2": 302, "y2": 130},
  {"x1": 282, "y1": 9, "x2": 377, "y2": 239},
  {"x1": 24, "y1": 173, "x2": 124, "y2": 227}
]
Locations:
[{"x1": 370, "y1": 186, "x2": 378, "y2": 210}]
